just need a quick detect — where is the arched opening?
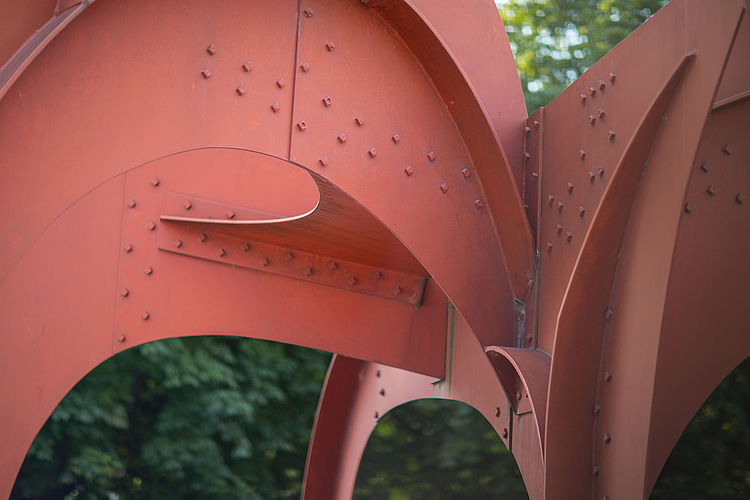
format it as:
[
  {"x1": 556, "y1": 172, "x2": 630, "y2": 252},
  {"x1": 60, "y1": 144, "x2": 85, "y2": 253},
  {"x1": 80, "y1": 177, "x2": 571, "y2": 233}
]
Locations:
[
  {"x1": 354, "y1": 399, "x2": 528, "y2": 499},
  {"x1": 651, "y1": 357, "x2": 750, "y2": 499},
  {"x1": 10, "y1": 336, "x2": 331, "y2": 499}
]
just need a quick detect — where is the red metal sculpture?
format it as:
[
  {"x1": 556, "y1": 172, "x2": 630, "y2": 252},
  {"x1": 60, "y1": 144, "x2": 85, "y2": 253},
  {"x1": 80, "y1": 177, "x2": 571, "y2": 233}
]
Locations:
[{"x1": 0, "y1": 0, "x2": 747, "y2": 498}]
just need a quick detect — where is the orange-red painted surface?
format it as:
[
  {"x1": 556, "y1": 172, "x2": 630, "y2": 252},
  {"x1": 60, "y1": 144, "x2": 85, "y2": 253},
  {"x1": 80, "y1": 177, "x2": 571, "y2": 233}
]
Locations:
[{"x1": 0, "y1": 1, "x2": 747, "y2": 498}]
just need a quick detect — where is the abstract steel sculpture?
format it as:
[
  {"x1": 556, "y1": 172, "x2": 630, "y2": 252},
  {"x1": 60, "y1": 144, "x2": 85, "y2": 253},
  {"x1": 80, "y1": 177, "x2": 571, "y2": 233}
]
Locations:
[{"x1": 0, "y1": 0, "x2": 747, "y2": 498}]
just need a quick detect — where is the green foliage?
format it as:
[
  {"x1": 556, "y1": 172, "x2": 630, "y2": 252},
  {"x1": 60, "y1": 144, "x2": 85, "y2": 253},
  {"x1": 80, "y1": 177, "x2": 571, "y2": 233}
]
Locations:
[
  {"x1": 11, "y1": 337, "x2": 331, "y2": 500},
  {"x1": 499, "y1": 0, "x2": 668, "y2": 112},
  {"x1": 354, "y1": 400, "x2": 528, "y2": 499}
]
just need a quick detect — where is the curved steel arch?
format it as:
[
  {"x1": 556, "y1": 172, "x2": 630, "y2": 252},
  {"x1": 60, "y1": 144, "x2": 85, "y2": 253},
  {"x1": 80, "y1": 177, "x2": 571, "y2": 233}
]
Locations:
[{"x1": 1, "y1": 0, "x2": 748, "y2": 499}]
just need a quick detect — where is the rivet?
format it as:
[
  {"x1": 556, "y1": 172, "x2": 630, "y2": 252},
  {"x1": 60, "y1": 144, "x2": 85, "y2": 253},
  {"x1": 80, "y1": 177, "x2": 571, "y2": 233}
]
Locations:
[
  {"x1": 184, "y1": 200, "x2": 192, "y2": 210},
  {"x1": 303, "y1": 7, "x2": 313, "y2": 17},
  {"x1": 589, "y1": 171, "x2": 596, "y2": 182},
  {"x1": 322, "y1": 95, "x2": 333, "y2": 107},
  {"x1": 684, "y1": 203, "x2": 694, "y2": 214},
  {"x1": 609, "y1": 72, "x2": 616, "y2": 83},
  {"x1": 604, "y1": 370, "x2": 613, "y2": 382},
  {"x1": 242, "y1": 61, "x2": 252, "y2": 72},
  {"x1": 546, "y1": 242, "x2": 553, "y2": 252},
  {"x1": 141, "y1": 311, "x2": 150, "y2": 320},
  {"x1": 218, "y1": 248, "x2": 226, "y2": 257},
  {"x1": 300, "y1": 61, "x2": 311, "y2": 72},
  {"x1": 368, "y1": 147, "x2": 377, "y2": 158},
  {"x1": 337, "y1": 133, "x2": 347, "y2": 143},
  {"x1": 461, "y1": 168, "x2": 470, "y2": 178},
  {"x1": 349, "y1": 276, "x2": 358, "y2": 286},
  {"x1": 270, "y1": 101, "x2": 281, "y2": 113},
  {"x1": 283, "y1": 251, "x2": 294, "y2": 261},
  {"x1": 128, "y1": 199, "x2": 136, "y2": 208},
  {"x1": 318, "y1": 155, "x2": 329, "y2": 167},
  {"x1": 599, "y1": 80, "x2": 606, "y2": 90},
  {"x1": 598, "y1": 167, "x2": 605, "y2": 177},
  {"x1": 598, "y1": 108, "x2": 606, "y2": 119},
  {"x1": 304, "y1": 266, "x2": 313, "y2": 277},
  {"x1": 276, "y1": 78, "x2": 286, "y2": 88},
  {"x1": 373, "y1": 271, "x2": 382, "y2": 280},
  {"x1": 548, "y1": 194, "x2": 555, "y2": 205},
  {"x1": 592, "y1": 466, "x2": 600, "y2": 477},
  {"x1": 706, "y1": 185, "x2": 716, "y2": 196},
  {"x1": 736, "y1": 193, "x2": 746, "y2": 204},
  {"x1": 376, "y1": 369, "x2": 381, "y2": 378},
  {"x1": 590, "y1": 87, "x2": 597, "y2": 97},
  {"x1": 404, "y1": 166, "x2": 413, "y2": 176},
  {"x1": 533, "y1": 120, "x2": 540, "y2": 130},
  {"x1": 201, "y1": 68, "x2": 212, "y2": 79},
  {"x1": 721, "y1": 144, "x2": 734, "y2": 156},
  {"x1": 496, "y1": 407, "x2": 501, "y2": 417},
  {"x1": 206, "y1": 44, "x2": 216, "y2": 55},
  {"x1": 151, "y1": 178, "x2": 160, "y2": 187},
  {"x1": 589, "y1": 115, "x2": 596, "y2": 125},
  {"x1": 578, "y1": 206, "x2": 586, "y2": 217},
  {"x1": 555, "y1": 224, "x2": 563, "y2": 235},
  {"x1": 700, "y1": 161, "x2": 710, "y2": 172},
  {"x1": 354, "y1": 115, "x2": 364, "y2": 127},
  {"x1": 579, "y1": 149, "x2": 587, "y2": 160},
  {"x1": 580, "y1": 94, "x2": 587, "y2": 104},
  {"x1": 523, "y1": 151, "x2": 532, "y2": 162},
  {"x1": 605, "y1": 309, "x2": 614, "y2": 320},
  {"x1": 566, "y1": 232, "x2": 573, "y2": 242},
  {"x1": 326, "y1": 41, "x2": 336, "y2": 51},
  {"x1": 524, "y1": 126, "x2": 532, "y2": 136},
  {"x1": 603, "y1": 432, "x2": 612, "y2": 444},
  {"x1": 241, "y1": 242, "x2": 250, "y2": 251},
  {"x1": 236, "y1": 85, "x2": 247, "y2": 96},
  {"x1": 530, "y1": 172, "x2": 539, "y2": 180},
  {"x1": 527, "y1": 335, "x2": 534, "y2": 344},
  {"x1": 503, "y1": 428, "x2": 509, "y2": 439},
  {"x1": 567, "y1": 182, "x2": 574, "y2": 193},
  {"x1": 328, "y1": 261, "x2": 337, "y2": 271},
  {"x1": 379, "y1": 388, "x2": 385, "y2": 396},
  {"x1": 516, "y1": 391, "x2": 522, "y2": 400},
  {"x1": 374, "y1": 411, "x2": 379, "y2": 419},
  {"x1": 439, "y1": 182, "x2": 448, "y2": 193},
  {"x1": 393, "y1": 285, "x2": 402, "y2": 296},
  {"x1": 392, "y1": 134, "x2": 400, "y2": 144},
  {"x1": 175, "y1": 239, "x2": 182, "y2": 248},
  {"x1": 608, "y1": 130, "x2": 616, "y2": 142},
  {"x1": 117, "y1": 333, "x2": 126, "y2": 343},
  {"x1": 226, "y1": 209, "x2": 235, "y2": 219},
  {"x1": 120, "y1": 288, "x2": 129, "y2": 297},
  {"x1": 426, "y1": 151, "x2": 436, "y2": 162},
  {"x1": 593, "y1": 404, "x2": 601, "y2": 416},
  {"x1": 473, "y1": 199, "x2": 483, "y2": 209},
  {"x1": 124, "y1": 243, "x2": 133, "y2": 253},
  {"x1": 297, "y1": 121, "x2": 307, "y2": 131},
  {"x1": 147, "y1": 221, "x2": 156, "y2": 231},
  {"x1": 199, "y1": 232, "x2": 207, "y2": 242},
  {"x1": 261, "y1": 257, "x2": 269, "y2": 267},
  {"x1": 558, "y1": 200, "x2": 564, "y2": 212}
]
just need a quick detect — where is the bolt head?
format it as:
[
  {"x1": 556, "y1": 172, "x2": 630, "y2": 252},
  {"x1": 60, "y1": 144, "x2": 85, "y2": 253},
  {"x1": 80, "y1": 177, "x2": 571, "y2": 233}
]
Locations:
[
  {"x1": 558, "y1": 200, "x2": 564, "y2": 212},
  {"x1": 567, "y1": 182, "x2": 574, "y2": 193},
  {"x1": 218, "y1": 248, "x2": 226, "y2": 257},
  {"x1": 226, "y1": 209, "x2": 235, "y2": 219},
  {"x1": 502, "y1": 428, "x2": 509, "y2": 438},
  {"x1": 124, "y1": 243, "x2": 133, "y2": 253},
  {"x1": 151, "y1": 178, "x2": 160, "y2": 187},
  {"x1": 349, "y1": 276, "x2": 358, "y2": 286},
  {"x1": 589, "y1": 115, "x2": 596, "y2": 125},
  {"x1": 354, "y1": 115, "x2": 364, "y2": 126},
  {"x1": 283, "y1": 251, "x2": 294, "y2": 261},
  {"x1": 592, "y1": 466, "x2": 600, "y2": 477},
  {"x1": 236, "y1": 85, "x2": 247, "y2": 96},
  {"x1": 548, "y1": 194, "x2": 554, "y2": 205},
  {"x1": 608, "y1": 130, "x2": 616, "y2": 142},
  {"x1": 297, "y1": 121, "x2": 307, "y2": 131},
  {"x1": 270, "y1": 101, "x2": 281, "y2": 113},
  {"x1": 326, "y1": 41, "x2": 335, "y2": 51},
  {"x1": 598, "y1": 167, "x2": 606, "y2": 177},
  {"x1": 300, "y1": 61, "x2": 311, "y2": 72},
  {"x1": 117, "y1": 333, "x2": 126, "y2": 342},
  {"x1": 261, "y1": 258, "x2": 269, "y2": 267},
  {"x1": 318, "y1": 155, "x2": 329, "y2": 167},
  {"x1": 593, "y1": 404, "x2": 601, "y2": 416},
  {"x1": 373, "y1": 271, "x2": 382, "y2": 280},
  {"x1": 590, "y1": 87, "x2": 597, "y2": 97},
  {"x1": 566, "y1": 232, "x2": 573, "y2": 242},
  {"x1": 404, "y1": 166, "x2": 414, "y2": 176},
  {"x1": 393, "y1": 285, "x2": 402, "y2": 296},
  {"x1": 555, "y1": 224, "x2": 563, "y2": 234},
  {"x1": 473, "y1": 199, "x2": 483, "y2": 209},
  {"x1": 579, "y1": 149, "x2": 587, "y2": 160},
  {"x1": 736, "y1": 193, "x2": 746, "y2": 204},
  {"x1": 322, "y1": 96, "x2": 332, "y2": 107},
  {"x1": 175, "y1": 239, "x2": 182, "y2": 248},
  {"x1": 128, "y1": 199, "x2": 136, "y2": 208},
  {"x1": 706, "y1": 185, "x2": 716, "y2": 196},
  {"x1": 604, "y1": 371, "x2": 613, "y2": 382},
  {"x1": 337, "y1": 133, "x2": 347, "y2": 143},
  {"x1": 144, "y1": 265, "x2": 153, "y2": 275},
  {"x1": 206, "y1": 44, "x2": 217, "y2": 55},
  {"x1": 722, "y1": 144, "x2": 734, "y2": 155},
  {"x1": 328, "y1": 261, "x2": 338, "y2": 271},
  {"x1": 589, "y1": 171, "x2": 596, "y2": 182},
  {"x1": 147, "y1": 222, "x2": 156, "y2": 231},
  {"x1": 598, "y1": 109, "x2": 606, "y2": 119},
  {"x1": 684, "y1": 203, "x2": 694, "y2": 214},
  {"x1": 184, "y1": 200, "x2": 192, "y2": 210},
  {"x1": 303, "y1": 7, "x2": 313, "y2": 17},
  {"x1": 368, "y1": 147, "x2": 377, "y2": 158},
  {"x1": 120, "y1": 288, "x2": 129, "y2": 297},
  {"x1": 580, "y1": 94, "x2": 587, "y2": 104},
  {"x1": 241, "y1": 242, "x2": 250, "y2": 251},
  {"x1": 439, "y1": 182, "x2": 448, "y2": 193},
  {"x1": 578, "y1": 206, "x2": 586, "y2": 217},
  {"x1": 276, "y1": 77, "x2": 286, "y2": 88},
  {"x1": 603, "y1": 432, "x2": 612, "y2": 444},
  {"x1": 199, "y1": 232, "x2": 207, "y2": 242},
  {"x1": 605, "y1": 309, "x2": 614, "y2": 320},
  {"x1": 304, "y1": 266, "x2": 313, "y2": 277},
  {"x1": 426, "y1": 151, "x2": 436, "y2": 162},
  {"x1": 141, "y1": 311, "x2": 150, "y2": 320},
  {"x1": 242, "y1": 61, "x2": 253, "y2": 72},
  {"x1": 546, "y1": 242, "x2": 553, "y2": 252},
  {"x1": 201, "y1": 68, "x2": 212, "y2": 79},
  {"x1": 609, "y1": 72, "x2": 616, "y2": 83},
  {"x1": 461, "y1": 168, "x2": 470, "y2": 178},
  {"x1": 391, "y1": 134, "x2": 400, "y2": 144}
]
